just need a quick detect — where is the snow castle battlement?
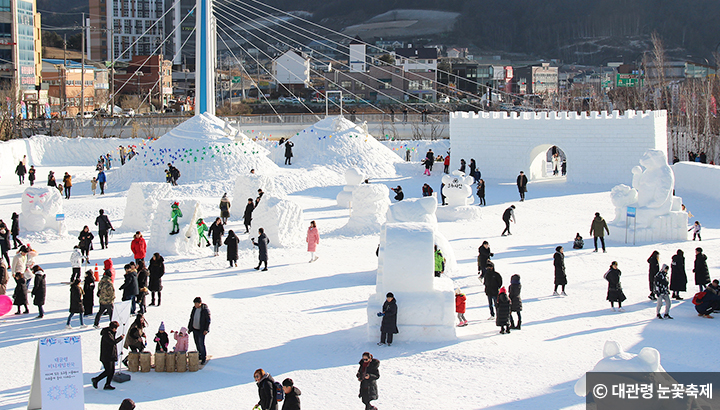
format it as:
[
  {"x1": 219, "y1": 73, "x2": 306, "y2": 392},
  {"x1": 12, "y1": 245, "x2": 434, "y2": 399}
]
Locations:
[{"x1": 450, "y1": 110, "x2": 667, "y2": 184}]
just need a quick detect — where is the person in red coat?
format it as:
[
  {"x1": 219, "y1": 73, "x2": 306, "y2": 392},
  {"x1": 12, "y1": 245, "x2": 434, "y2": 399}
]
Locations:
[
  {"x1": 306, "y1": 221, "x2": 319, "y2": 263},
  {"x1": 443, "y1": 154, "x2": 450, "y2": 174},
  {"x1": 455, "y1": 289, "x2": 467, "y2": 327},
  {"x1": 131, "y1": 231, "x2": 147, "y2": 265}
]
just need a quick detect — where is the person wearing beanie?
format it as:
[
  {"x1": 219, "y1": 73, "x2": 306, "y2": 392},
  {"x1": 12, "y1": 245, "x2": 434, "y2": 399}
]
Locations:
[
  {"x1": 655, "y1": 264, "x2": 673, "y2": 319},
  {"x1": 356, "y1": 352, "x2": 380, "y2": 410},
  {"x1": 119, "y1": 398, "x2": 135, "y2": 410},
  {"x1": 281, "y1": 378, "x2": 301, "y2": 410},
  {"x1": 94, "y1": 267, "x2": 115, "y2": 328},
  {"x1": 154, "y1": 322, "x2": 169, "y2": 352},
  {"x1": 30, "y1": 266, "x2": 46, "y2": 318},
  {"x1": 496, "y1": 286, "x2": 511, "y2": 334},
  {"x1": 377, "y1": 292, "x2": 398, "y2": 346}
]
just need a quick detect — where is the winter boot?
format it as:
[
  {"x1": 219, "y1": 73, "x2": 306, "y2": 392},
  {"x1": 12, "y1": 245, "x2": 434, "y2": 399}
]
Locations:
[
  {"x1": 656, "y1": 313, "x2": 663, "y2": 320},
  {"x1": 157, "y1": 293, "x2": 161, "y2": 306},
  {"x1": 505, "y1": 326, "x2": 511, "y2": 334},
  {"x1": 663, "y1": 314, "x2": 673, "y2": 319},
  {"x1": 515, "y1": 320, "x2": 521, "y2": 330}
]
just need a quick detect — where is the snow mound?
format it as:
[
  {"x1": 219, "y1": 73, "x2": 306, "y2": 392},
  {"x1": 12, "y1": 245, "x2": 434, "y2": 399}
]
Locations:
[
  {"x1": 340, "y1": 184, "x2": 390, "y2": 235},
  {"x1": 269, "y1": 116, "x2": 401, "y2": 178},
  {"x1": 251, "y1": 196, "x2": 304, "y2": 248},
  {"x1": 111, "y1": 113, "x2": 278, "y2": 190},
  {"x1": 20, "y1": 187, "x2": 64, "y2": 233},
  {"x1": 121, "y1": 183, "x2": 172, "y2": 232},
  {"x1": 148, "y1": 199, "x2": 202, "y2": 256}
]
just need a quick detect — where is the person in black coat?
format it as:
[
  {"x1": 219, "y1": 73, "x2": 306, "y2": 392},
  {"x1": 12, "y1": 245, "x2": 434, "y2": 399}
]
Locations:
[
  {"x1": 553, "y1": 246, "x2": 567, "y2": 295},
  {"x1": 284, "y1": 140, "x2": 294, "y2": 165},
  {"x1": 0, "y1": 226, "x2": 10, "y2": 267},
  {"x1": 391, "y1": 186, "x2": 404, "y2": 201},
  {"x1": 83, "y1": 269, "x2": 95, "y2": 316},
  {"x1": 188, "y1": 297, "x2": 211, "y2": 364},
  {"x1": 94, "y1": 209, "x2": 114, "y2": 249},
  {"x1": 31, "y1": 266, "x2": 46, "y2": 318},
  {"x1": 281, "y1": 378, "x2": 301, "y2": 410},
  {"x1": 92, "y1": 321, "x2": 124, "y2": 390},
  {"x1": 501, "y1": 205, "x2": 515, "y2": 236},
  {"x1": 208, "y1": 217, "x2": 224, "y2": 256},
  {"x1": 694, "y1": 247, "x2": 710, "y2": 291},
  {"x1": 647, "y1": 250, "x2": 660, "y2": 300},
  {"x1": 670, "y1": 249, "x2": 687, "y2": 300},
  {"x1": 357, "y1": 352, "x2": 380, "y2": 410},
  {"x1": 477, "y1": 241, "x2": 493, "y2": 277},
  {"x1": 148, "y1": 253, "x2": 164, "y2": 306},
  {"x1": 66, "y1": 279, "x2": 85, "y2": 327},
  {"x1": 604, "y1": 261, "x2": 626, "y2": 311},
  {"x1": 252, "y1": 228, "x2": 270, "y2": 271},
  {"x1": 119, "y1": 264, "x2": 139, "y2": 314},
  {"x1": 78, "y1": 226, "x2": 94, "y2": 263},
  {"x1": 12, "y1": 272, "x2": 29, "y2": 314},
  {"x1": 509, "y1": 274, "x2": 522, "y2": 330},
  {"x1": 516, "y1": 171, "x2": 528, "y2": 201},
  {"x1": 243, "y1": 198, "x2": 255, "y2": 233},
  {"x1": 11, "y1": 212, "x2": 21, "y2": 249},
  {"x1": 224, "y1": 230, "x2": 239, "y2": 267},
  {"x1": 496, "y1": 287, "x2": 511, "y2": 334},
  {"x1": 15, "y1": 161, "x2": 26, "y2": 184},
  {"x1": 378, "y1": 292, "x2": 398, "y2": 346},
  {"x1": 476, "y1": 179, "x2": 486, "y2": 206},
  {"x1": 254, "y1": 369, "x2": 278, "y2": 410},
  {"x1": 483, "y1": 261, "x2": 502, "y2": 319}
]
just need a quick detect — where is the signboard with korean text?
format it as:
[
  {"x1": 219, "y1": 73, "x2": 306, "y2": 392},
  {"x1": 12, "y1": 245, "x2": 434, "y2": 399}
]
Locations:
[{"x1": 28, "y1": 336, "x2": 84, "y2": 410}]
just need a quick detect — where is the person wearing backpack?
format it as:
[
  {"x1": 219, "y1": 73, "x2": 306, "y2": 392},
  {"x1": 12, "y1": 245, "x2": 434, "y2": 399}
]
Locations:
[
  {"x1": 253, "y1": 368, "x2": 278, "y2": 410},
  {"x1": 281, "y1": 378, "x2": 301, "y2": 410},
  {"x1": 693, "y1": 287, "x2": 720, "y2": 318}
]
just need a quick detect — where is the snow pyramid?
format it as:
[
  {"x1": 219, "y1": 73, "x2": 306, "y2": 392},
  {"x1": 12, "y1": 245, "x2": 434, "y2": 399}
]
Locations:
[
  {"x1": 121, "y1": 182, "x2": 172, "y2": 232},
  {"x1": 269, "y1": 116, "x2": 402, "y2": 178},
  {"x1": 110, "y1": 113, "x2": 278, "y2": 190},
  {"x1": 20, "y1": 187, "x2": 65, "y2": 233},
  {"x1": 148, "y1": 199, "x2": 202, "y2": 256}
]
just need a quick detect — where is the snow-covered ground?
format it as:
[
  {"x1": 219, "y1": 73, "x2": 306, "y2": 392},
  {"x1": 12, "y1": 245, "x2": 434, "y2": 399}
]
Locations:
[{"x1": 0, "y1": 132, "x2": 718, "y2": 410}]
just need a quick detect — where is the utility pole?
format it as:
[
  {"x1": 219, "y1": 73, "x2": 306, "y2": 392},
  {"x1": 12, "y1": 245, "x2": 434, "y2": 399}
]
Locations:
[
  {"x1": 110, "y1": 27, "x2": 115, "y2": 116},
  {"x1": 80, "y1": 12, "x2": 85, "y2": 135},
  {"x1": 62, "y1": 34, "x2": 67, "y2": 116}
]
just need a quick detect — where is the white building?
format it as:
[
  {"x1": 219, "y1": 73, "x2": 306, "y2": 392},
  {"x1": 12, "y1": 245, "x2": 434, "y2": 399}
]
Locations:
[
  {"x1": 89, "y1": 0, "x2": 166, "y2": 62},
  {"x1": 349, "y1": 36, "x2": 366, "y2": 73},
  {"x1": 393, "y1": 47, "x2": 438, "y2": 73},
  {"x1": 272, "y1": 50, "x2": 310, "y2": 87}
]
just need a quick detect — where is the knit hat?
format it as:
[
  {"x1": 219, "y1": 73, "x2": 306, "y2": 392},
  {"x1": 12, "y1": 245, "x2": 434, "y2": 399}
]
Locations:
[
  {"x1": 660, "y1": 264, "x2": 669, "y2": 272},
  {"x1": 159, "y1": 322, "x2": 165, "y2": 332},
  {"x1": 498, "y1": 287, "x2": 507, "y2": 294}
]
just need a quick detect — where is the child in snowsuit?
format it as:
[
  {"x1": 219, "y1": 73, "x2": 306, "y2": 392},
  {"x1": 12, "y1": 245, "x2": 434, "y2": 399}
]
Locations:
[
  {"x1": 91, "y1": 177, "x2": 97, "y2": 195},
  {"x1": 172, "y1": 327, "x2": 189, "y2": 352},
  {"x1": 689, "y1": 221, "x2": 702, "y2": 241},
  {"x1": 137, "y1": 287, "x2": 148, "y2": 314},
  {"x1": 455, "y1": 289, "x2": 467, "y2": 327},
  {"x1": 509, "y1": 274, "x2": 522, "y2": 330},
  {"x1": 496, "y1": 287, "x2": 511, "y2": 334},
  {"x1": 154, "y1": 322, "x2": 169, "y2": 352}
]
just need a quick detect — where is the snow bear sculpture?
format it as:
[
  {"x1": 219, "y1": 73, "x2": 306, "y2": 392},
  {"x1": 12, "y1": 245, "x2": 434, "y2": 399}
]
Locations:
[
  {"x1": 609, "y1": 150, "x2": 687, "y2": 242},
  {"x1": 441, "y1": 170, "x2": 474, "y2": 207},
  {"x1": 20, "y1": 187, "x2": 64, "y2": 232},
  {"x1": 336, "y1": 167, "x2": 365, "y2": 208},
  {"x1": 342, "y1": 184, "x2": 391, "y2": 234},
  {"x1": 386, "y1": 196, "x2": 438, "y2": 225}
]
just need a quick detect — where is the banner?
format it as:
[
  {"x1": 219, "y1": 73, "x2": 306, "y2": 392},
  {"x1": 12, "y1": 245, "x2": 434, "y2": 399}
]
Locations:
[
  {"x1": 111, "y1": 300, "x2": 133, "y2": 363},
  {"x1": 28, "y1": 336, "x2": 84, "y2": 410}
]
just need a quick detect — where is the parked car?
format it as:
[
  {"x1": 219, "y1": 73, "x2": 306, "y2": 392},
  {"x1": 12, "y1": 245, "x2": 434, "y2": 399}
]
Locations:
[
  {"x1": 310, "y1": 96, "x2": 324, "y2": 103},
  {"x1": 341, "y1": 97, "x2": 355, "y2": 104},
  {"x1": 77, "y1": 111, "x2": 94, "y2": 119},
  {"x1": 122, "y1": 108, "x2": 135, "y2": 117}
]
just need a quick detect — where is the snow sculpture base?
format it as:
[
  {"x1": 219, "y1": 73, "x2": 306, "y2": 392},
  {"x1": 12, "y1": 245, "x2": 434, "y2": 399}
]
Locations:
[
  {"x1": 20, "y1": 187, "x2": 64, "y2": 233},
  {"x1": 336, "y1": 167, "x2": 364, "y2": 208},
  {"x1": 368, "y1": 222, "x2": 456, "y2": 342},
  {"x1": 251, "y1": 196, "x2": 304, "y2": 247},
  {"x1": 342, "y1": 184, "x2": 390, "y2": 234},
  {"x1": 121, "y1": 183, "x2": 172, "y2": 232},
  {"x1": 148, "y1": 200, "x2": 202, "y2": 256},
  {"x1": 435, "y1": 205, "x2": 482, "y2": 222},
  {"x1": 609, "y1": 150, "x2": 687, "y2": 242}
]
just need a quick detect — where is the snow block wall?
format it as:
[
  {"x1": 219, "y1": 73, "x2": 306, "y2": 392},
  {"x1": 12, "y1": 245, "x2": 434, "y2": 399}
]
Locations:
[
  {"x1": 450, "y1": 110, "x2": 667, "y2": 184},
  {"x1": 250, "y1": 196, "x2": 304, "y2": 248},
  {"x1": 341, "y1": 184, "x2": 391, "y2": 235},
  {"x1": 368, "y1": 222, "x2": 456, "y2": 342},
  {"x1": 121, "y1": 182, "x2": 172, "y2": 232},
  {"x1": 148, "y1": 199, "x2": 202, "y2": 256},
  {"x1": 20, "y1": 187, "x2": 64, "y2": 233},
  {"x1": 672, "y1": 162, "x2": 720, "y2": 201}
]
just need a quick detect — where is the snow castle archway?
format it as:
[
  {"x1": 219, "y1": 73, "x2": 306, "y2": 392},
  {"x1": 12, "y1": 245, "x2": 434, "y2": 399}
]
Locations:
[{"x1": 450, "y1": 110, "x2": 668, "y2": 184}]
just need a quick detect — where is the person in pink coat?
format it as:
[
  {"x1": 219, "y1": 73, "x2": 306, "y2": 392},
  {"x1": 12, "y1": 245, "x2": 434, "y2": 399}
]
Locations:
[
  {"x1": 130, "y1": 231, "x2": 147, "y2": 265},
  {"x1": 172, "y1": 326, "x2": 189, "y2": 352},
  {"x1": 306, "y1": 221, "x2": 319, "y2": 263}
]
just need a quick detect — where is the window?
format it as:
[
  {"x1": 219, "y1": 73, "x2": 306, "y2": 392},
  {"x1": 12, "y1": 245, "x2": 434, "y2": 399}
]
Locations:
[
  {"x1": 341, "y1": 81, "x2": 351, "y2": 89},
  {"x1": 421, "y1": 80, "x2": 432, "y2": 90},
  {"x1": 408, "y1": 80, "x2": 420, "y2": 90}
]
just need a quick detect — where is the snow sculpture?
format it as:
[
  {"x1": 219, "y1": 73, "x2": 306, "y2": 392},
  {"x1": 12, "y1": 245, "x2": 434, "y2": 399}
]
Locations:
[
  {"x1": 251, "y1": 195, "x2": 304, "y2": 247},
  {"x1": 437, "y1": 171, "x2": 482, "y2": 222},
  {"x1": 609, "y1": 150, "x2": 687, "y2": 242},
  {"x1": 342, "y1": 184, "x2": 391, "y2": 234},
  {"x1": 121, "y1": 182, "x2": 172, "y2": 232},
  {"x1": 148, "y1": 199, "x2": 202, "y2": 256},
  {"x1": 367, "y1": 197, "x2": 458, "y2": 342},
  {"x1": 232, "y1": 172, "x2": 285, "y2": 208},
  {"x1": 336, "y1": 167, "x2": 365, "y2": 208},
  {"x1": 20, "y1": 187, "x2": 64, "y2": 233}
]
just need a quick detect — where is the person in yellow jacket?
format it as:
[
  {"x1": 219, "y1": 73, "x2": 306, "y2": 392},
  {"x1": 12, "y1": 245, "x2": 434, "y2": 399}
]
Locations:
[{"x1": 63, "y1": 172, "x2": 72, "y2": 199}]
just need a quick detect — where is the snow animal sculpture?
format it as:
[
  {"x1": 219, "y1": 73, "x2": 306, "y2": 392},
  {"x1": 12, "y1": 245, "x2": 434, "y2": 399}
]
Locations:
[
  {"x1": 441, "y1": 170, "x2": 474, "y2": 206},
  {"x1": 386, "y1": 196, "x2": 438, "y2": 225},
  {"x1": 20, "y1": 187, "x2": 64, "y2": 232},
  {"x1": 342, "y1": 184, "x2": 391, "y2": 234},
  {"x1": 609, "y1": 150, "x2": 687, "y2": 241},
  {"x1": 575, "y1": 341, "x2": 711, "y2": 409},
  {"x1": 336, "y1": 167, "x2": 365, "y2": 208}
]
